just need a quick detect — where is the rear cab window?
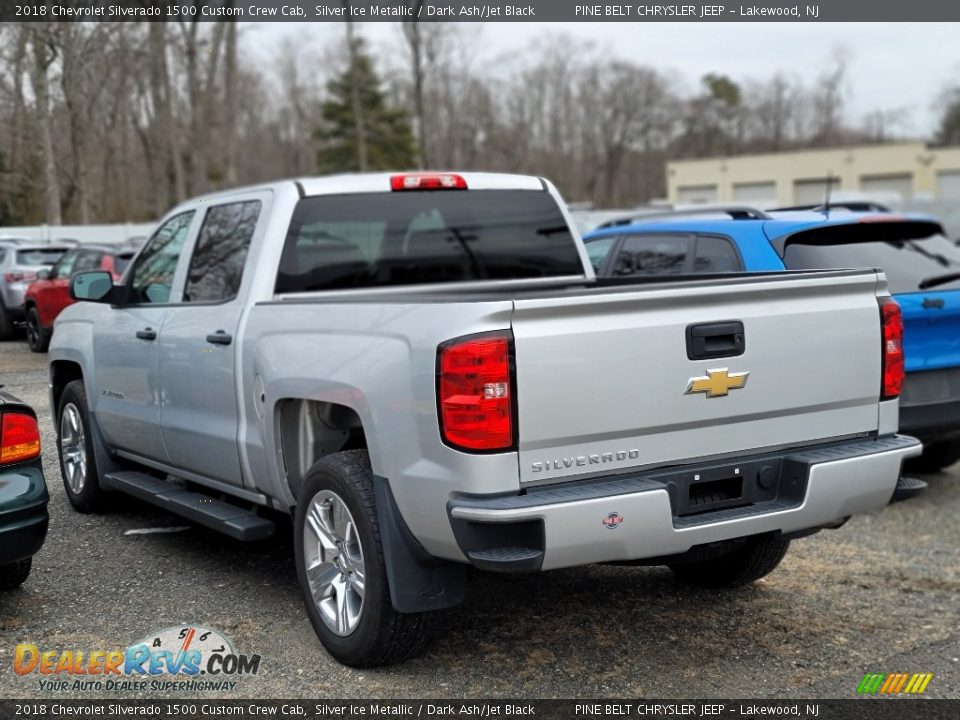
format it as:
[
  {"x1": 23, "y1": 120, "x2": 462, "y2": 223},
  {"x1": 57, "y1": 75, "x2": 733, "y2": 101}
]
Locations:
[
  {"x1": 781, "y1": 221, "x2": 958, "y2": 293},
  {"x1": 275, "y1": 190, "x2": 583, "y2": 293}
]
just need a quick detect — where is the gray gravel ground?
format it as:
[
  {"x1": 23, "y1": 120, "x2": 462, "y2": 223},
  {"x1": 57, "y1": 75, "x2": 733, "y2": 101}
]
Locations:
[{"x1": 0, "y1": 338, "x2": 957, "y2": 700}]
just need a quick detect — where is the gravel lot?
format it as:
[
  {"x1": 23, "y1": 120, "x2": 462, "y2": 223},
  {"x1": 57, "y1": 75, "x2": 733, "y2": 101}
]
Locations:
[{"x1": 1, "y1": 338, "x2": 958, "y2": 700}]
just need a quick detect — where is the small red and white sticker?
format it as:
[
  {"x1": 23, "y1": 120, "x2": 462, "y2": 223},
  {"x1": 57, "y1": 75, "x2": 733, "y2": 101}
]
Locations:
[{"x1": 602, "y1": 512, "x2": 624, "y2": 530}]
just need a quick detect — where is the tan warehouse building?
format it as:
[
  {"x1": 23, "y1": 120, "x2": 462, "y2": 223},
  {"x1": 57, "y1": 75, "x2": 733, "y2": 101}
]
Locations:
[{"x1": 666, "y1": 142, "x2": 960, "y2": 208}]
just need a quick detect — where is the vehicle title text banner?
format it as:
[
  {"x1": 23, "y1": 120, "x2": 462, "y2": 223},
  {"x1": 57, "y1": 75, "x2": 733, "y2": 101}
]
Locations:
[{"x1": 4, "y1": 0, "x2": 960, "y2": 22}]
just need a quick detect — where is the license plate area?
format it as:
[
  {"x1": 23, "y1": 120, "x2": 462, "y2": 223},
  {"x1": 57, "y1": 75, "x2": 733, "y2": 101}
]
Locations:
[
  {"x1": 667, "y1": 456, "x2": 803, "y2": 517},
  {"x1": 687, "y1": 476, "x2": 744, "y2": 514}
]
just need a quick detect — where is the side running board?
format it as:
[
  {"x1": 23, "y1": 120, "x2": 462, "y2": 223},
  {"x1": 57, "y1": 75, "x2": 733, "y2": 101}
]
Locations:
[{"x1": 102, "y1": 471, "x2": 275, "y2": 541}]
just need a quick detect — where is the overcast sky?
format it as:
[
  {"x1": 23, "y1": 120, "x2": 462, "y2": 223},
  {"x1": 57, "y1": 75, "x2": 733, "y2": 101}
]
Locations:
[{"x1": 244, "y1": 22, "x2": 959, "y2": 137}]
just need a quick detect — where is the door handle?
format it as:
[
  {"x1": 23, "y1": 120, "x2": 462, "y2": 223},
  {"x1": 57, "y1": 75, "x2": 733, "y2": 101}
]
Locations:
[
  {"x1": 135, "y1": 328, "x2": 157, "y2": 341},
  {"x1": 686, "y1": 321, "x2": 745, "y2": 360},
  {"x1": 206, "y1": 331, "x2": 233, "y2": 346}
]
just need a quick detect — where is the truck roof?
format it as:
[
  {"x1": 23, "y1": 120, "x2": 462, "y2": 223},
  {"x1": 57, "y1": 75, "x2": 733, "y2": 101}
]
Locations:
[{"x1": 181, "y1": 172, "x2": 547, "y2": 208}]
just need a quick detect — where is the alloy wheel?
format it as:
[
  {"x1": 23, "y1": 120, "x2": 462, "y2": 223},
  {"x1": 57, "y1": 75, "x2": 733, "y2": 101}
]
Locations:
[
  {"x1": 302, "y1": 490, "x2": 366, "y2": 636},
  {"x1": 60, "y1": 403, "x2": 88, "y2": 494}
]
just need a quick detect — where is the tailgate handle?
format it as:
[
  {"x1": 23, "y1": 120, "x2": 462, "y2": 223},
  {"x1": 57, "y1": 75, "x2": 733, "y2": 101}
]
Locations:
[{"x1": 686, "y1": 321, "x2": 745, "y2": 360}]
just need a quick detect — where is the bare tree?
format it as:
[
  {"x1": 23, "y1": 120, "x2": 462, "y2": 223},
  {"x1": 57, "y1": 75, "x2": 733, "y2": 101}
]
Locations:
[
  {"x1": 223, "y1": 17, "x2": 239, "y2": 185},
  {"x1": 148, "y1": 22, "x2": 186, "y2": 210},
  {"x1": 810, "y1": 49, "x2": 850, "y2": 145},
  {"x1": 28, "y1": 24, "x2": 61, "y2": 225},
  {"x1": 400, "y1": 9, "x2": 455, "y2": 168},
  {"x1": 745, "y1": 74, "x2": 797, "y2": 152}
]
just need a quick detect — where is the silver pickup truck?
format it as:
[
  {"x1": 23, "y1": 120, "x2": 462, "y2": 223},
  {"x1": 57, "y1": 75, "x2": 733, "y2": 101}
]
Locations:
[{"x1": 49, "y1": 172, "x2": 920, "y2": 667}]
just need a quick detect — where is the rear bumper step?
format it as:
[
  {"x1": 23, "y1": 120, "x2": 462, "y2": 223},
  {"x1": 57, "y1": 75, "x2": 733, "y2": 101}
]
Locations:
[
  {"x1": 890, "y1": 476, "x2": 927, "y2": 503},
  {"x1": 448, "y1": 435, "x2": 921, "y2": 571},
  {"x1": 467, "y1": 547, "x2": 544, "y2": 572},
  {"x1": 103, "y1": 471, "x2": 275, "y2": 541}
]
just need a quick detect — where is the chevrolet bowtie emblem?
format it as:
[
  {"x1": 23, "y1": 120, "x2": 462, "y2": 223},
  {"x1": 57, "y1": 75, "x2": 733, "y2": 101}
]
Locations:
[{"x1": 685, "y1": 368, "x2": 749, "y2": 398}]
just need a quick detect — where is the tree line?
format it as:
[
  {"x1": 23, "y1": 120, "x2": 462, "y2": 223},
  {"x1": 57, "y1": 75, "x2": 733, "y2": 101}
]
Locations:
[{"x1": 1, "y1": 18, "x2": 958, "y2": 226}]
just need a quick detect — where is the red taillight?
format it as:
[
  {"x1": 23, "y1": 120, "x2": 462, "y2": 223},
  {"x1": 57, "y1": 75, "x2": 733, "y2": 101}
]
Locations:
[
  {"x1": 880, "y1": 299, "x2": 904, "y2": 399},
  {"x1": 0, "y1": 412, "x2": 41, "y2": 465},
  {"x1": 391, "y1": 173, "x2": 468, "y2": 191},
  {"x1": 437, "y1": 333, "x2": 514, "y2": 451},
  {"x1": 4, "y1": 271, "x2": 36, "y2": 283}
]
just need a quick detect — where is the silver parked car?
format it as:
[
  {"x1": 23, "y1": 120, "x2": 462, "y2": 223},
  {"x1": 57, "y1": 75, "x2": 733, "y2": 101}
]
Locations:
[{"x1": 0, "y1": 240, "x2": 70, "y2": 339}]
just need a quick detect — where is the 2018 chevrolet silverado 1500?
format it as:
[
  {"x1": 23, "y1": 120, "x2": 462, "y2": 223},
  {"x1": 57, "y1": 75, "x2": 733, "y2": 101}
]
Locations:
[{"x1": 49, "y1": 172, "x2": 921, "y2": 667}]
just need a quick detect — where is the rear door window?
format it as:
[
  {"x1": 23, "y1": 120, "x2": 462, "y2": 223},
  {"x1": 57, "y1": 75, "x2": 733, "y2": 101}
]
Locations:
[
  {"x1": 610, "y1": 234, "x2": 692, "y2": 276},
  {"x1": 184, "y1": 201, "x2": 261, "y2": 303},
  {"x1": 276, "y1": 190, "x2": 582, "y2": 293},
  {"x1": 782, "y1": 222, "x2": 960, "y2": 293}
]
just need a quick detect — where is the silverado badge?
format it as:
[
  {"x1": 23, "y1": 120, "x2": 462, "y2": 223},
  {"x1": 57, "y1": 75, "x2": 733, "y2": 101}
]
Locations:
[{"x1": 685, "y1": 368, "x2": 749, "y2": 398}]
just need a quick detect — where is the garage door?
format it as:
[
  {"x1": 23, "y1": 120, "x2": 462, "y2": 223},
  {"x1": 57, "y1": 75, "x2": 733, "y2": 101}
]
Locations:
[
  {"x1": 733, "y1": 181, "x2": 776, "y2": 204},
  {"x1": 793, "y1": 179, "x2": 835, "y2": 205},
  {"x1": 677, "y1": 185, "x2": 718, "y2": 204},
  {"x1": 860, "y1": 173, "x2": 913, "y2": 200},
  {"x1": 937, "y1": 171, "x2": 960, "y2": 200}
]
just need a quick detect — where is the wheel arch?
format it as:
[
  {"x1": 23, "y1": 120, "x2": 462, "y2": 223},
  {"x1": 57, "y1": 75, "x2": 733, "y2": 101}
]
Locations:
[
  {"x1": 50, "y1": 359, "x2": 84, "y2": 416},
  {"x1": 277, "y1": 398, "x2": 368, "y2": 502}
]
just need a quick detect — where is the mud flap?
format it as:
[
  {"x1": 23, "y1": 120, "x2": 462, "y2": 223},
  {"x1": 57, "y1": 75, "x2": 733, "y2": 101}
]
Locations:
[
  {"x1": 371, "y1": 475, "x2": 467, "y2": 613},
  {"x1": 86, "y1": 410, "x2": 123, "y2": 484}
]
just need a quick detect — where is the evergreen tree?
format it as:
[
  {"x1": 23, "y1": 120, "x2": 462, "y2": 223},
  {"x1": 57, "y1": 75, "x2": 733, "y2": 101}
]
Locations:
[{"x1": 317, "y1": 38, "x2": 416, "y2": 173}]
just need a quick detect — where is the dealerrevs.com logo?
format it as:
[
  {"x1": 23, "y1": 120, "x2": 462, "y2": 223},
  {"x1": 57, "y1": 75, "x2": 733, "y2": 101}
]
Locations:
[{"x1": 13, "y1": 625, "x2": 260, "y2": 692}]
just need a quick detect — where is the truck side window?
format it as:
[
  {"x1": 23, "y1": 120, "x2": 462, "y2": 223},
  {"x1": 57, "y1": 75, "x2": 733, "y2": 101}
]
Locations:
[
  {"x1": 693, "y1": 236, "x2": 742, "y2": 273},
  {"x1": 129, "y1": 211, "x2": 196, "y2": 304},
  {"x1": 613, "y1": 234, "x2": 691, "y2": 276},
  {"x1": 184, "y1": 201, "x2": 261, "y2": 303}
]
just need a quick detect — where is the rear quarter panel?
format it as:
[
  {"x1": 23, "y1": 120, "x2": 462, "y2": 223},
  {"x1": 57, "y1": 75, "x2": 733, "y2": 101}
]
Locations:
[{"x1": 239, "y1": 299, "x2": 521, "y2": 560}]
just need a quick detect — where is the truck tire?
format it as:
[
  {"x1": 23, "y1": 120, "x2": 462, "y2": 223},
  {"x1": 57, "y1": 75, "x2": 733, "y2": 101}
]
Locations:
[
  {"x1": 906, "y1": 440, "x2": 960, "y2": 474},
  {"x1": 294, "y1": 450, "x2": 434, "y2": 667},
  {"x1": 57, "y1": 380, "x2": 108, "y2": 513},
  {"x1": 25, "y1": 307, "x2": 51, "y2": 353},
  {"x1": 668, "y1": 535, "x2": 790, "y2": 589},
  {"x1": 0, "y1": 558, "x2": 32, "y2": 590},
  {"x1": 0, "y1": 305, "x2": 13, "y2": 341}
]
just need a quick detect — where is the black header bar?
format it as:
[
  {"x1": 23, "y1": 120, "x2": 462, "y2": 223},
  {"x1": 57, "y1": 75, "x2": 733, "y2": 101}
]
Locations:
[{"x1": 3, "y1": 0, "x2": 960, "y2": 22}]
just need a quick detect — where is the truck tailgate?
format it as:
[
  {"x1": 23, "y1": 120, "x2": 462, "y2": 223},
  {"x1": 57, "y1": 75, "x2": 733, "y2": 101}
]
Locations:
[{"x1": 511, "y1": 271, "x2": 883, "y2": 484}]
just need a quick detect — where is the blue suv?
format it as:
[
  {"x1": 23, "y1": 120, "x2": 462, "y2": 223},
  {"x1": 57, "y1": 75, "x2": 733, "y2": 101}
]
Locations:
[{"x1": 584, "y1": 205, "x2": 960, "y2": 473}]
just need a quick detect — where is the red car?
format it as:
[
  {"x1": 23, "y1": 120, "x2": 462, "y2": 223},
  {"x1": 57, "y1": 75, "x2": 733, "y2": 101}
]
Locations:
[{"x1": 23, "y1": 245, "x2": 134, "y2": 352}]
